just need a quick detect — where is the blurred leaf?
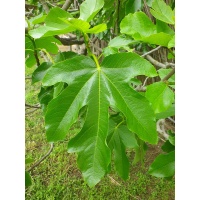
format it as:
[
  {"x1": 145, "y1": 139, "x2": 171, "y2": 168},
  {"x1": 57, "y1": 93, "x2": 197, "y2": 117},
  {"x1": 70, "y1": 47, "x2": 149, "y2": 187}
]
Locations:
[
  {"x1": 168, "y1": 35, "x2": 175, "y2": 48},
  {"x1": 148, "y1": 151, "x2": 175, "y2": 177},
  {"x1": 162, "y1": 140, "x2": 175, "y2": 153},
  {"x1": 79, "y1": 0, "x2": 104, "y2": 22},
  {"x1": 121, "y1": 12, "x2": 156, "y2": 38},
  {"x1": 108, "y1": 35, "x2": 136, "y2": 48},
  {"x1": 158, "y1": 69, "x2": 175, "y2": 83},
  {"x1": 29, "y1": 12, "x2": 46, "y2": 25},
  {"x1": 25, "y1": 171, "x2": 32, "y2": 187},
  {"x1": 120, "y1": 12, "x2": 173, "y2": 47},
  {"x1": 125, "y1": 0, "x2": 143, "y2": 15},
  {"x1": 146, "y1": 82, "x2": 174, "y2": 113},
  {"x1": 155, "y1": 104, "x2": 175, "y2": 119},
  {"x1": 25, "y1": 158, "x2": 34, "y2": 164},
  {"x1": 35, "y1": 36, "x2": 61, "y2": 54},
  {"x1": 150, "y1": 0, "x2": 175, "y2": 24},
  {"x1": 29, "y1": 7, "x2": 75, "y2": 38},
  {"x1": 156, "y1": 20, "x2": 174, "y2": 35}
]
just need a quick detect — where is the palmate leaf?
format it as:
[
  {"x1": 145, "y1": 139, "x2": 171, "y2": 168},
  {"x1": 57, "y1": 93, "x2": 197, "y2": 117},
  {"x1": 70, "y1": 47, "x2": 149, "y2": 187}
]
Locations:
[{"x1": 42, "y1": 52, "x2": 158, "y2": 187}]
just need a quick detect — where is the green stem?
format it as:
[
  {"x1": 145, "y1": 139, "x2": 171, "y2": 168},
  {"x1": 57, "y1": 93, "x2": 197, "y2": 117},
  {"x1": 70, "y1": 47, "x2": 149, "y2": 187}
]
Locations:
[
  {"x1": 83, "y1": 33, "x2": 100, "y2": 70},
  {"x1": 26, "y1": 34, "x2": 40, "y2": 67}
]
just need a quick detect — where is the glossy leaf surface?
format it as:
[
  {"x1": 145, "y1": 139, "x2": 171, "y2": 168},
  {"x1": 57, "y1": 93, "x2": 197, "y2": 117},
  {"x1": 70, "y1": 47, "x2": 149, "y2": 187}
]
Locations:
[{"x1": 42, "y1": 52, "x2": 158, "y2": 186}]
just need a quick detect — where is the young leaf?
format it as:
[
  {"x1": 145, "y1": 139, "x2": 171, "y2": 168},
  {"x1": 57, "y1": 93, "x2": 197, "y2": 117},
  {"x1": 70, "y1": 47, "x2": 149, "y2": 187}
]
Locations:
[
  {"x1": 29, "y1": 7, "x2": 75, "y2": 38},
  {"x1": 146, "y1": 82, "x2": 174, "y2": 113},
  {"x1": 29, "y1": 12, "x2": 46, "y2": 25},
  {"x1": 42, "y1": 52, "x2": 158, "y2": 187},
  {"x1": 79, "y1": 0, "x2": 104, "y2": 22},
  {"x1": 150, "y1": 0, "x2": 175, "y2": 24},
  {"x1": 148, "y1": 151, "x2": 175, "y2": 177}
]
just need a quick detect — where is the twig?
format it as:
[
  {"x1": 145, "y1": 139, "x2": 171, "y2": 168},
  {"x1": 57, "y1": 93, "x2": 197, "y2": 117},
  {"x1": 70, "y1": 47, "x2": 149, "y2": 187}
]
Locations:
[
  {"x1": 90, "y1": 43, "x2": 103, "y2": 53},
  {"x1": 141, "y1": 46, "x2": 161, "y2": 57},
  {"x1": 25, "y1": 77, "x2": 32, "y2": 80},
  {"x1": 25, "y1": 103, "x2": 40, "y2": 109},
  {"x1": 168, "y1": 117, "x2": 175, "y2": 123},
  {"x1": 146, "y1": 55, "x2": 175, "y2": 69},
  {"x1": 145, "y1": 55, "x2": 167, "y2": 68},
  {"x1": 62, "y1": 0, "x2": 73, "y2": 11},
  {"x1": 107, "y1": 175, "x2": 121, "y2": 186},
  {"x1": 39, "y1": 0, "x2": 50, "y2": 13},
  {"x1": 55, "y1": 35, "x2": 85, "y2": 46},
  {"x1": 27, "y1": 143, "x2": 54, "y2": 172},
  {"x1": 161, "y1": 68, "x2": 175, "y2": 81},
  {"x1": 26, "y1": 35, "x2": 40, "y2": 67},
  {"x1": 25, "y1": 108, "x2": 40, "y2": 115},
  {"x1": 46, "y1": 1, "x2": 56, "y2": 7}
]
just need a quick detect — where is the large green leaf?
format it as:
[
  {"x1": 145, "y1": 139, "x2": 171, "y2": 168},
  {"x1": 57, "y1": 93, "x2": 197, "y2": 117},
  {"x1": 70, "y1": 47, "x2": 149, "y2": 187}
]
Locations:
[
  {"x1": 42, "y1": 52, "x2": 158, "y2": 187},
  {"x1": 148, "y1": 151, "x2": 175, "y2": 177},
  {"x1": 146, "y1": 82, "x2": 174, "y2": 113},
  {"x1": 150, "y1": 0, "x2": 175, "y2": 24},
  {"x1": 79, "y1": 0, "x2": 104, "y2": 22},
  {"x1": 120, "y1": 12, "x2": 173, "y2": 47}
]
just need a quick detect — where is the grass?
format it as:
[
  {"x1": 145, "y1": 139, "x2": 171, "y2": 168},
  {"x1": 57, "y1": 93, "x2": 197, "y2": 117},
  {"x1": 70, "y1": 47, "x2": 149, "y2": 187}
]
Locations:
[{"x1": 25, "y1": 66, "x2": 175, "y2": 200}]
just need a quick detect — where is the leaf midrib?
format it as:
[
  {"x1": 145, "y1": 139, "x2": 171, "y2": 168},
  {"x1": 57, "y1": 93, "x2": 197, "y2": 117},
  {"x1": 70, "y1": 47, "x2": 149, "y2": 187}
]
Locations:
[{"x1": 102, "y1": 71, "x2": 150, "y2": 140}]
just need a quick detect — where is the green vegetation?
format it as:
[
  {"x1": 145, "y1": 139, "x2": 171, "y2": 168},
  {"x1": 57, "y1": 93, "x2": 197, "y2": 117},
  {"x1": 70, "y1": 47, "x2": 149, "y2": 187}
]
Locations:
[{"x1": 25, "y1": 67, "x2": 174, "y2": 199}]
